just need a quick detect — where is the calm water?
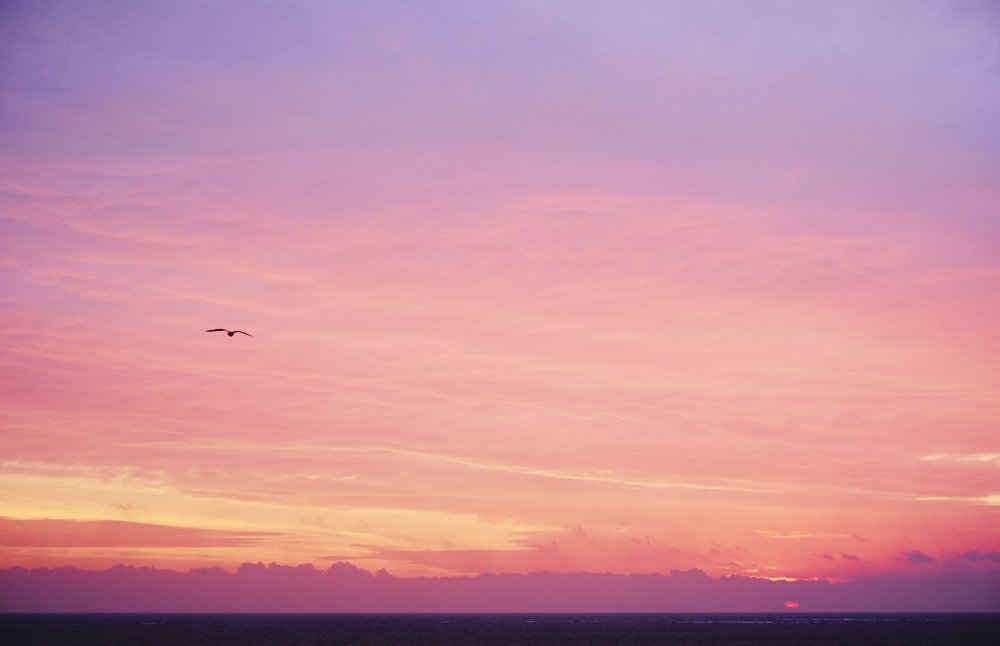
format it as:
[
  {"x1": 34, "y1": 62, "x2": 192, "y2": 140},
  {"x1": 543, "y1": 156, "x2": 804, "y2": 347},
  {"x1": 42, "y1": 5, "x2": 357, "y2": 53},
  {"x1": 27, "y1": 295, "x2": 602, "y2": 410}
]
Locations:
[{"x1": 3, "y1": 613, "x2": 999, "y2": 645}]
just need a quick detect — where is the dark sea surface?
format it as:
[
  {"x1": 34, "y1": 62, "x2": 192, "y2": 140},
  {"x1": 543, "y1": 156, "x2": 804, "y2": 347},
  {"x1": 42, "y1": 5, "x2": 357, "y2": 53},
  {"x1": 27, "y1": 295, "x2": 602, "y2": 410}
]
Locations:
[{"x1": 2, "y1": 613, "x2": 999, "y2": 645}]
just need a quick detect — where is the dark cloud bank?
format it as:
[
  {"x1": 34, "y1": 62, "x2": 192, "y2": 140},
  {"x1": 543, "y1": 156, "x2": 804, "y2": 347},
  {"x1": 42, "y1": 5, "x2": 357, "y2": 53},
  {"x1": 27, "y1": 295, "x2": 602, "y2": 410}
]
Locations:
[{"x1": 2, "y1": 564, "x2": 998, "y2": 612}]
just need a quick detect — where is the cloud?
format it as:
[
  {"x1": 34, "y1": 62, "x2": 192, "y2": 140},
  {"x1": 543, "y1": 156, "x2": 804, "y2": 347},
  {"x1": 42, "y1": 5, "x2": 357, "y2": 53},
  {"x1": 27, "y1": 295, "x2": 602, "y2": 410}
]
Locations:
[
  {"x1": 961, "y1": 550, "x2": 1000, "y2": 563},
  {"x1": 841, "y1": 553, "x2": 861, "y2": 562},
  {"x1": 0, "y1": 517, "x2": 280, "y2": 548},
  {"x1": 1, "y1": 563, "x2": 998, "y2": 612},
  {"x1": 900, "y1": 550, "x2": 936, "y2": 564},
  {"x1": 921, "y1": 453, "x2": 1000, "y2": 463},
  {"x1": 914, "y1": 494, "x2": 1000, "y2": 506}
]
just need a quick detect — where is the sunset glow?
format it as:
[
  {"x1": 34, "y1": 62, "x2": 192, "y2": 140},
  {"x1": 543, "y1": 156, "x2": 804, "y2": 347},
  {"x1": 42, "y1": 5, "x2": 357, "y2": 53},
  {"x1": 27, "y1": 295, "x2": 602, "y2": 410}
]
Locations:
[{"x1": 1, "y1": 0, "x2": 998, "y2": 610}]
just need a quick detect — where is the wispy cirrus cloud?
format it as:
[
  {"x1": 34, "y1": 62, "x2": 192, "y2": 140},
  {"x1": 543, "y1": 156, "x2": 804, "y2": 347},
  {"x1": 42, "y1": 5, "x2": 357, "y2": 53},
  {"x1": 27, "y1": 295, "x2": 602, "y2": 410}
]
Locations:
[
  {"x1": 0, "y1": 517, "x2": 280, "y2": 548},
  {"x1": 921, "y1": 453, "x2": 1000, "y2": 464}
]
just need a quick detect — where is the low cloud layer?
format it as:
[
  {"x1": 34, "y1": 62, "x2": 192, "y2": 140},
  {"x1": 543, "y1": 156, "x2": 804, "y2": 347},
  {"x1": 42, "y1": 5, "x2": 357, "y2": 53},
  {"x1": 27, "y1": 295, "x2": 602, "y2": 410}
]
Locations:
[{"x1": 1, "y1": 563, "x2": 997, "y2": 613}]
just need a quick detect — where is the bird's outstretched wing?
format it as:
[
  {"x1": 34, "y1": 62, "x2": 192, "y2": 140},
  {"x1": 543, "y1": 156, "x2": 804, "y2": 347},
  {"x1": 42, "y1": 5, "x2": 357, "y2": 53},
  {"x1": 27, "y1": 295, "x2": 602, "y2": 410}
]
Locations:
[
  {"x1": 206, "y1": 329, "x2": 226, "y2": 332},
  {"x1": 233, "y1": 330, "x2": 253, "y2": 336}
]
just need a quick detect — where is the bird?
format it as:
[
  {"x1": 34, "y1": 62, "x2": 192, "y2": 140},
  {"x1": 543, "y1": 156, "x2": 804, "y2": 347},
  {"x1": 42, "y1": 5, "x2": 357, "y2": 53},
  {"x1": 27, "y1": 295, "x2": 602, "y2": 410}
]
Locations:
[{"x1": 206, "y1": 328, "x2": 252, "y2": 337}]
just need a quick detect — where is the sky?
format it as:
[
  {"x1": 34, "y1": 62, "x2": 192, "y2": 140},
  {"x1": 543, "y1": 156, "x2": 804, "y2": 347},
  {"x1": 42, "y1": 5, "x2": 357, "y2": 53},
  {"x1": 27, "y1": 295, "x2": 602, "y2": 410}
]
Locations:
[{"x1": 1, "y1": 0, "x2": 999, "y2": 610}]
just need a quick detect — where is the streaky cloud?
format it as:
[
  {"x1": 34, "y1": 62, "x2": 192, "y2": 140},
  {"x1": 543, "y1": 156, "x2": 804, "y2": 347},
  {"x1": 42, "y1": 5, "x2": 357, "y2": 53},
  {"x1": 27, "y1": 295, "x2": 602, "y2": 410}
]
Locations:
[{"x1": 0, "y1": 517, "x2": 281, "y2": 548}]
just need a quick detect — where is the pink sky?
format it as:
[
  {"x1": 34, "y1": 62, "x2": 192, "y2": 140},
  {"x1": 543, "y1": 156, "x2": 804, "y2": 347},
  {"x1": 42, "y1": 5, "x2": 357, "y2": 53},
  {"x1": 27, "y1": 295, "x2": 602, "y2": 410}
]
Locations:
[{"x1": 1, "y1": 0, "x2": 999, "y2": 609}]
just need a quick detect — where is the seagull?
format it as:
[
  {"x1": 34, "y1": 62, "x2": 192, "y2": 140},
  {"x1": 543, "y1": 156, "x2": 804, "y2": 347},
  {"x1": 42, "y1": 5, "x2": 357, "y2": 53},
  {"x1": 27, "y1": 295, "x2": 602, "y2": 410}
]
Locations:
[{"x1": 206, "y1": 328, "x2": 253, "y2": 337}]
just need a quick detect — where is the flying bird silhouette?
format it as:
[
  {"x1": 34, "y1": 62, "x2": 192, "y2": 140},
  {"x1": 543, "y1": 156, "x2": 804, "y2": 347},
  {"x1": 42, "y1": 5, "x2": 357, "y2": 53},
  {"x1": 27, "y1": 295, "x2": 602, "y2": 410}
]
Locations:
[{"x1": 206, "y1": 328, "x2": 252, "y2": 337}]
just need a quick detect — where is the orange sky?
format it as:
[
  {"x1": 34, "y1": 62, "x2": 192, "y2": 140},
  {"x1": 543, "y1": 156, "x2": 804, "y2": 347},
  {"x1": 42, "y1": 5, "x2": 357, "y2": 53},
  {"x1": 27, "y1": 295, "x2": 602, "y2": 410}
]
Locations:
[{"x1": 2, "y1": 0, "x2": 999, "y2": 590}]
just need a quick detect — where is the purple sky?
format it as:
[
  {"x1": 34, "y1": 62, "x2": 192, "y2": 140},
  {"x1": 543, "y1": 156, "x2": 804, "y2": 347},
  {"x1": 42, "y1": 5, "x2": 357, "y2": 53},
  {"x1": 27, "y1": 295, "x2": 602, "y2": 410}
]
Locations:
[{"x1": 2, "y1": 0, "x2": 999, "y2": 611}]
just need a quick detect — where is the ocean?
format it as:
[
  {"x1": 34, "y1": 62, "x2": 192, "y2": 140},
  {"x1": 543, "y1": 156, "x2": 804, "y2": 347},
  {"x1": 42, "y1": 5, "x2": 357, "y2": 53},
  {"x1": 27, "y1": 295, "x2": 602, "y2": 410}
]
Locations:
[{"x1": 3, "y1": 613, "x2": 999, "y2": 645}]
